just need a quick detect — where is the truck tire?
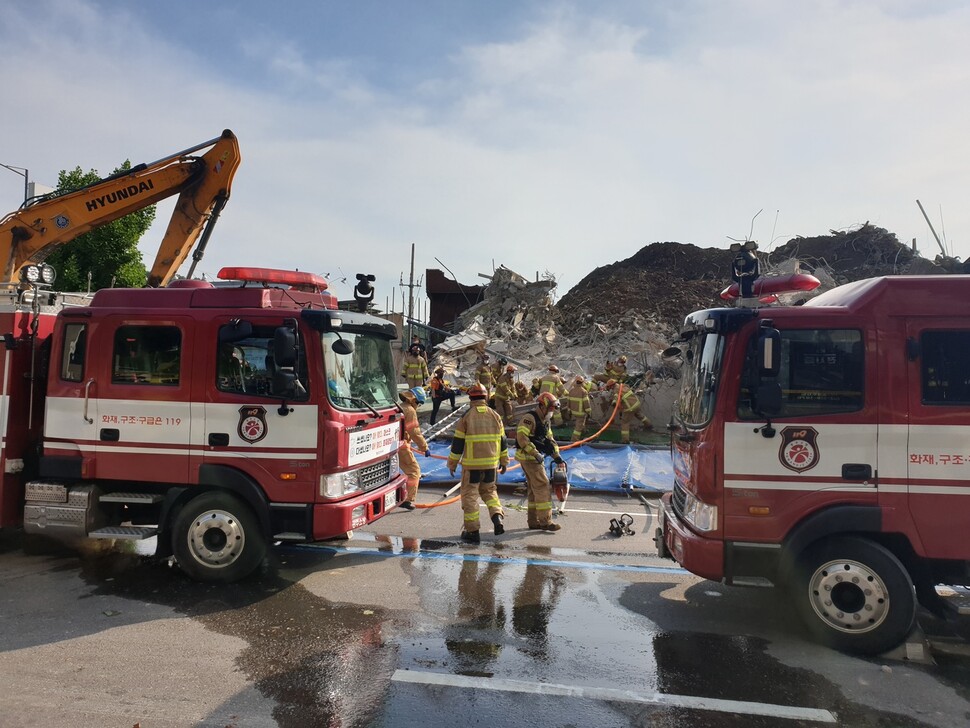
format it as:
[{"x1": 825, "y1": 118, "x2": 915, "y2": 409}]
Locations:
[
  {"x1": 792, "y1": 536, "x2": 916, "y2": 655},
  {"x1": 172, "y1": 491, "x2": 266, "y2": 582}
]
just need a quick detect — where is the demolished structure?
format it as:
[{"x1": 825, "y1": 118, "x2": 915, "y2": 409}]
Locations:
[{"x1": 425, "y1": 223, "x2": 952, "y2": 435}]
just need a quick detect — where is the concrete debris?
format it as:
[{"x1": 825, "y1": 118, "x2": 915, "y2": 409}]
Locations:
[{"x1": 431, "y1": 223, "x2": 955, "y2": 430}]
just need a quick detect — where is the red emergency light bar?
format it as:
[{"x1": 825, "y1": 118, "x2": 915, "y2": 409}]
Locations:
[
  {"x1": 217, "y1": 267, "x2": 330, "y2": 292},
  {"x1": 720, "y1": 272, "x2": 820, "y2": 301}
]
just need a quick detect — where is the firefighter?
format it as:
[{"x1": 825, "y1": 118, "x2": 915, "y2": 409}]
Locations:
[
  {"x1": 538, "y1": 364, "x2": 567, "y2": 398},
  {"x1": 566, "y1": 375, "x2": 592, "y2": 442},
  {"x1": 493, "y1": 363, "x2": 517, "y2": 425},
  {"x1": 409, "y1": 334, "x2": 427, "y2": 361},
  {"x1": 515, "y1": 391, "x2": 564, "y2": 531},
  {"x1": 611, "y1": 355, "x2": 629, "y2": 383},
  {"x1": 428, "y1": 367, "x2": 458, "y2": 425},
  {"x1": 530, "y1": 377, "x2": 542, "y2": 398},
  {"x1": 447, "y1": 384, "x2": 508, "y2": 543},
  {"x1": 514, "y1": 380, "x2": 532, "y2": 404},
  {"x1": 397, "y1": 389, "x2": 430, "y2": 510},
  {"x1": 607, "y1": 379, "x2": 652, "y2": 444},
  {"x1": 490, "y1": 356, "x2": 508, "y2": 384},
  {"x1": 475, "y1": 354, "x2": 494, "y2": 398},
  {"x1": 593, "y1": 355, "x2": 628, "y2": 384},
  {"x1": 400, "y1": 344, "x2": 429, "y2": 391}
]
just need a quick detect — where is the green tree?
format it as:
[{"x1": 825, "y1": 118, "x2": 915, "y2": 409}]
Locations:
[{"x1": 43, "y1": 161, "x2": 152, "y2": 291}]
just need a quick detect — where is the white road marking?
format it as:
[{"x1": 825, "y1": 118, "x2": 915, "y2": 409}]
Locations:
[{"x1": 391, "y1": 670, "x2": 837, "y2": 723}]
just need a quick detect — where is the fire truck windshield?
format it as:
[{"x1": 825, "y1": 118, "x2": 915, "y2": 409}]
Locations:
[
  {"x1": 676, "y1": 331, "x2": 726, "y2": 427},
  {"x1": 322, "y1": 331, "x2": 397, "y2": 411}
]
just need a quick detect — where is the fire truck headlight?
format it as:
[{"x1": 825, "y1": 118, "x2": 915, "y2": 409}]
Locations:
[
  {"x1": 684, "y1": 492, "x2": 718, "y2": 532},
  {"x1": 320, "y1": 470, "x2": 362, "y2": 498}
]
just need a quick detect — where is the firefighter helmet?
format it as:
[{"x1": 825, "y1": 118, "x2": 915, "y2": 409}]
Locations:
[
  {"x1": 536, "y1": 391, "x2": 559, "y2": 410},
  {"x1": 618, "y1": 355, "x2": 628, "y2": 363},
  {"x1": 506, "y1": 364, "x2": 515, "y2": 373},
  {"x1": 399, "y1": 389, "x2": 417, "y2": 406},
  {"x1": 606, "y1": 379, "x2": 617, "y2": 389},
  {"x1": 467, "y1": 383, "x2": 488, "y2": 400},
  {"x1": 548, "y1": 364, "x2": 560, "y2": 373}
]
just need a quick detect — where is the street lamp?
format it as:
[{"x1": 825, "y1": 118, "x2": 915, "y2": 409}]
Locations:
[{"x1": 0, "y1": 163, "x2": 28, "y2": 204}]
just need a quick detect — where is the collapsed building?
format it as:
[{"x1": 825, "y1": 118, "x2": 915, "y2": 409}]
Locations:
[{"x1": 422, "y1": 223, "x2": 953, "y2": 434}]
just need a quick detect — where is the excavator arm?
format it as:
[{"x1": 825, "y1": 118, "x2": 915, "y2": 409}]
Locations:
[{"x1": 0, "y1": 129, "x2": 240, "y2": 287}]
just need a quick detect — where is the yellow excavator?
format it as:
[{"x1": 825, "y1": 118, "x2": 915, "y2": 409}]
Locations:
[{"x1": 0, "y1": 129, "x2": 240, "y2": 287}]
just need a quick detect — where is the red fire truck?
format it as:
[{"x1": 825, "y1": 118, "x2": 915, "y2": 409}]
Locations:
[
  {"x1": 659, "y1": 274, "x2": 970, "y2": 654},
  {"x1": 1, "y1": 264, "x2": 407, "y2": 581}
]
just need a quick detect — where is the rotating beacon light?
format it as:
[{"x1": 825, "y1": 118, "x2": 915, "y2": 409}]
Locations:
[
  {"x1": 730, "y1": 240, "x2": 760, "y2": 300},
  {"x1": 353, "y1": 273, "x2": 376, "y2": 312}
]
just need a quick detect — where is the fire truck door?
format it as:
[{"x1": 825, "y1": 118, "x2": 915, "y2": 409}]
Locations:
[
  {"x1": 90, "y1": 318, "x2": 194, "y2": 484},
  {"x1": 202, "y1": 320, "x2": 318, "y2": 501},
  {"x1": 904, "y1": 321, "x2": 970, "y2": 559},
  {"x1": 723, "y1": 327, "x2": 876, "y2": 538}
]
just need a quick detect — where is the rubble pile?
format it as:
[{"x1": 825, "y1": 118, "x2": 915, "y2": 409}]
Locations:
[
  {"x1": 766, "y1": 223, "x2": 943, "y2": 286},
  {"x1": 556, "y1": 242, "x2": 727, "y2": 345},
  {"x1": 456, "y1": 266, "x2": 559, "y2": 358},
  {"x1": 556, "y1": 225, "x2": 948, "y2": 340},
  {"x1": 430, "y1": 223, "x2": 952, "y2": 432}
]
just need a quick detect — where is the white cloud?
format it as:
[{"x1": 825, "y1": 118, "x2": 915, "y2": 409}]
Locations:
[{"x1": 3, "y1": 0, "x2": 970, "y2": 307}]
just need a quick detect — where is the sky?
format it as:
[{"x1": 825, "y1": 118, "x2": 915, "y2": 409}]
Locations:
[{"x1": 3, "y1": 0, "x2": 970, "y2": 315}]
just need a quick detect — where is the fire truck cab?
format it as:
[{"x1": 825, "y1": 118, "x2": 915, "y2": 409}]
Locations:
[
  {"x1": 2, "y1": 266, "x2": 407, "y2": 581},
  {"x1": 660, "y1": 275, "x2": 970, "y2": 654}
]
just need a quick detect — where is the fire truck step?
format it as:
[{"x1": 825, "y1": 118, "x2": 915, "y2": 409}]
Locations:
[
  {"x1": 99, "y1": 492, "x2": 164, "y2": 505},
  {"x1": 273, "y1": 532, "x2": 309, "y2": 542},
  {"x1": 89, "y1": 526, "x2": 158, "y2": 540}
]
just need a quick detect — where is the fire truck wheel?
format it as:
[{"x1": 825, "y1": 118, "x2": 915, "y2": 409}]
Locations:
[
  {"x1": 172, "y1": 492, "x2": 266, "y2": 582},
  {"x1": 792, "y1": 536, "x2": 916, "y2": 655}
]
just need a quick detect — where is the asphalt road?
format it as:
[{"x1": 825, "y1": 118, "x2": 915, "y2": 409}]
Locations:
[{"x1": 1, "y1": 485, "x2": 969, "y2": 727}]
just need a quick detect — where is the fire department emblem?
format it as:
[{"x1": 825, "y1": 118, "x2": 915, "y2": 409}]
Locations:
[
  {"x1": 238, "y1": 406, "x2": 268, "y2": 444},
  {"x1": 779, "y1": 426, "x2": 820, "y2": 473}
]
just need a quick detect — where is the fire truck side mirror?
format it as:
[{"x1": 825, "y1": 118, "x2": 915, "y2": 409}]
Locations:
[
  {"x1": 273, "y1": 327, "x2": 297, "y2": 368},
  {"x1": 219, "y1": 319, "x2": 253, "y2": 343},
  {"x1": 754, "y1": 382, "x2": 782, "y2": 417},
  {"x1": 273, "y1": 369, "x2": 299, "y2": 399},
  {"x1": 331, "y1": 337, "x2": 354, "y2": 355},
  {"x1": 757, "y1": 327, "x2": 781, "y2": 377},
  {"x1": 272, "y1": 324, "x2": 305, "y2": 402}
]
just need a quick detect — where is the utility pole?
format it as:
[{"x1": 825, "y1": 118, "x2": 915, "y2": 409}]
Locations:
[
  {"x1": 399, "y1": 243, "x2": 424, "y2": 344},
  {"x1": 408, "y1": 243, "x2": 415, "y2": 343},
  {"x1": 0, "y1": 163, "x2": 28, "y2": 204}
]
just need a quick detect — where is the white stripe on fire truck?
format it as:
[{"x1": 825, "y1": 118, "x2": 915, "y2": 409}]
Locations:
[
  {"x1": 727, "y1": 480, "x2": 970, "y2": 496},
  {"x1": 725, "y1": 480, "x2": 873, "y2": 492},
  {"x1": 42, "y1": 444, "x2": 318, "y2": 460}
]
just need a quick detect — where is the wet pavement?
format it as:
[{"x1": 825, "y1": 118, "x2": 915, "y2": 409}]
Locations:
[{"x1": 2, "y1": 485, "x2": 970, "y2": 727}]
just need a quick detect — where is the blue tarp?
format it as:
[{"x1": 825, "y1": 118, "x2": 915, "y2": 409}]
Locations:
[{"x1": 417, "y1": 441, "x2": 673, "y2": 493}]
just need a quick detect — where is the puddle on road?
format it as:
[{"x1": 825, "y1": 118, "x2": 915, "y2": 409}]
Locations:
[
  {"x1": 21, "y1": 532, "x2": 965, "y2": 728},
  {"x1": 74, "y1": 545, "x2": 399, "y2": 728}
]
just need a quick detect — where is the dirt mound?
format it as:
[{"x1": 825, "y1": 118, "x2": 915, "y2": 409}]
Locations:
[{"x1": 555, "y1": 224, "x2": 945, "y2": 338}]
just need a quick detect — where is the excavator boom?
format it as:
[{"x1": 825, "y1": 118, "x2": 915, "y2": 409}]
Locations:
[{"x1": 0, "y1": 129, "x2": 240, "y2": 286}]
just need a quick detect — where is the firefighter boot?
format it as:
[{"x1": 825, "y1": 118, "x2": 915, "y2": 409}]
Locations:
[
  {"x1": 540, "y1": 522, "x2": 562, "y2": 532},
  {"x1": 399, "y1": 500, "x2": 415, "y2": 510},
  {"x1": 492, "y1": 513, "x2": 505, "y2": 535},
  {"x1": 461, "y1": 530, "x2": 481, "y2": 544}
]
